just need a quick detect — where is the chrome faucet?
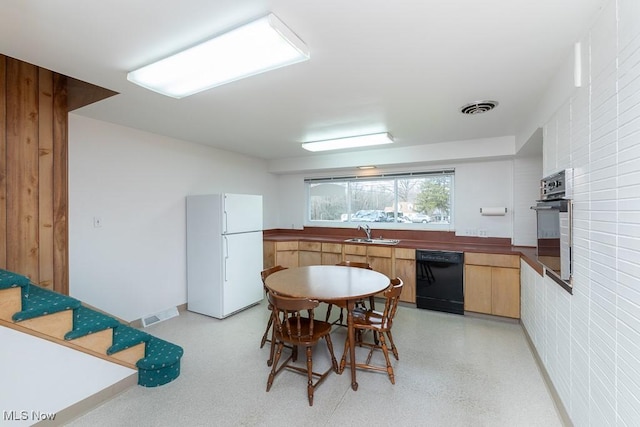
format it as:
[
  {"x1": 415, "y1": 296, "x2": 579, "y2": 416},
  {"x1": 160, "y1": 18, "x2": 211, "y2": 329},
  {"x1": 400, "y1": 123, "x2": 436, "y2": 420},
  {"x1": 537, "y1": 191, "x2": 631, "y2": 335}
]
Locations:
[{"x1": 357, "y1": 224, "x2": 372, "y2": 240}]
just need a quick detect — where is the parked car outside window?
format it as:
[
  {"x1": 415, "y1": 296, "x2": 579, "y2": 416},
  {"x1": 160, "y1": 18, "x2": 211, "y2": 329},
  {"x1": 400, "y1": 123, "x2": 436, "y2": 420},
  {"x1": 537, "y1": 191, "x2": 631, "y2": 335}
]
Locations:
[{"x1": 411, "y1": 213, "x2": 431, "y2": 223}]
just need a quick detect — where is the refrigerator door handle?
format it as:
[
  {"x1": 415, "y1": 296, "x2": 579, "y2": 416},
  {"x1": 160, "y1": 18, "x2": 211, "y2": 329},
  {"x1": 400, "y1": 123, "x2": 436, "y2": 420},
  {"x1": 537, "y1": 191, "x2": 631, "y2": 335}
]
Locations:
[{"x1": 224, "y1": 236, "x2": 229, "y2": 281}]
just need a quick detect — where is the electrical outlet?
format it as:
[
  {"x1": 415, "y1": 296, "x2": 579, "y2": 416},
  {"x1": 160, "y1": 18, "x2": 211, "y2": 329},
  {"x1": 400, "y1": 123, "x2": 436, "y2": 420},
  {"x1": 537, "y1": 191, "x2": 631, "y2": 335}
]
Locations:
[
  {"x1": 466, "y1": 229, "x2": 478, "y2": 236},
  {"x1": 478, "y1": 229, "x2": 487, "y2": 237}
]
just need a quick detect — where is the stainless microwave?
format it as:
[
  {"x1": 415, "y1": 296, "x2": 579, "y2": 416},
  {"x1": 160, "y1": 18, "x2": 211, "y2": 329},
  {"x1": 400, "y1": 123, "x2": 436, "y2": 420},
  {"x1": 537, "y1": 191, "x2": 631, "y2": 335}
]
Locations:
[{"x1": 531, "y1": 169, "x2": 573, "y2": 282}]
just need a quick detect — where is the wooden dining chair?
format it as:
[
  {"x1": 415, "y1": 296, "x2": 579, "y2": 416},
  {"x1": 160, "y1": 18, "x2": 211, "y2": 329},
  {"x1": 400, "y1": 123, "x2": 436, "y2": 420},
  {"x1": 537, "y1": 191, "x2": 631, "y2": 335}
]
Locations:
[
  {"x1": 260, "y1": 265, "x2": 288, "y2": 366},
  {"x1": 339, "y1": 277, "x2": 404, "y2": 384},
  {"x1": 266, "y1": 290, "x2": 338, "y2": 406},
  {"x1": 325, "y1": 261, "x2": 373, "y2": 326}
]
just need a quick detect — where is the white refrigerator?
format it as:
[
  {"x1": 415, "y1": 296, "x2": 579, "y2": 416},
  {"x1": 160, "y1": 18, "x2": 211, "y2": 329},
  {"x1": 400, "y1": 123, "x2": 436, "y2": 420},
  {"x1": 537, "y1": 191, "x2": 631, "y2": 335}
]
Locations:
[{"x1": 186, "y1": 193, "x2": 264, "y2": 319}]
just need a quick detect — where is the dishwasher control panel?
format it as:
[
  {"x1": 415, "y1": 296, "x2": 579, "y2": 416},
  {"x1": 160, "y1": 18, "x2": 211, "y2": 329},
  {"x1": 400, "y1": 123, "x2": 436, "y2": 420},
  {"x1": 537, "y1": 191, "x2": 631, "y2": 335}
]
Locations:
[{"x1": 416, "y1": 250, "x2": 463, "y2": 263}]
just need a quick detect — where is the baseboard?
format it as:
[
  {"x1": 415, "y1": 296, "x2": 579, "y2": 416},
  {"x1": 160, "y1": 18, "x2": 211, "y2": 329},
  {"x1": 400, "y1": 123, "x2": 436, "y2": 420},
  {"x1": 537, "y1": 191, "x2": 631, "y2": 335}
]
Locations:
[
  {"x1": 521, "y1": 323, "x2": 573, "y2": 427},
  {"x1": 463, "y1": 311, "x2": 520, "y2": 324},
  {"x1": 33, "y1": 372, "x2": 138, "y2": 426}
]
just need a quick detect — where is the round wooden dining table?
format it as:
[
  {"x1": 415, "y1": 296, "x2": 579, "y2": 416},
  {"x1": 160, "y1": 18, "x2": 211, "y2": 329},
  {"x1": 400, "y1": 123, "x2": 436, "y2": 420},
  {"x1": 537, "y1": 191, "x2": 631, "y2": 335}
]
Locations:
[{"x1": 264, "y1": 265, "x2": 390, "y2": 391}]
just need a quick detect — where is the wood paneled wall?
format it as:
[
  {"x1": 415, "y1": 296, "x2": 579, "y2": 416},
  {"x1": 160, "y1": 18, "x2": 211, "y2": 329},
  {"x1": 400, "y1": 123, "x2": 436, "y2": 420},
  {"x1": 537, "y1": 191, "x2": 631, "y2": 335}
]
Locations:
[
  {"x1": 1, "y1": 55, "x2": 67, "y2": 292},
  {"x1": 0, "y1": 54, "x2": 116, "y2": 294}
]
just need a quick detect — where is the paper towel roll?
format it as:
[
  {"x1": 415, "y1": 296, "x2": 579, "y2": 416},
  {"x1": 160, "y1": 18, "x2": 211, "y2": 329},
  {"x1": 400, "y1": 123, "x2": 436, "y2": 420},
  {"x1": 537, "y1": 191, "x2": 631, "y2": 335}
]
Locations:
[{"x1": 480, "y1": 207, "x2": 507, "y2": 216}]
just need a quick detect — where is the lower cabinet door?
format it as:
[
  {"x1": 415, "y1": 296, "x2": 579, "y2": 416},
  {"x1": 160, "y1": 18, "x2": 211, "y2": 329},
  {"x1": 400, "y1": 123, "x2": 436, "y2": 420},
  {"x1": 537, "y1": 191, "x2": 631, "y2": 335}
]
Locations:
[
  {"x1": 464, "y1": 265, "x2": 492, "y2": 314},
  {"x1": 491, "y1": 267, "x2": 520, "y2": 318}
]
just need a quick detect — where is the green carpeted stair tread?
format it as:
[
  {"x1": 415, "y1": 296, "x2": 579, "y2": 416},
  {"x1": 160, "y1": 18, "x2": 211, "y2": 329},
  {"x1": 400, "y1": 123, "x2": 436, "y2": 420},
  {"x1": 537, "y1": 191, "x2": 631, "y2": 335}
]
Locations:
[
  {"x1": 12, "y1": 285, "x2": 81, "y2": 322},
  {"x1": 136, "y1": 337, "x2": 184, "y2": 387},
  {"x1": 107, "y1": 324, "x2": 152, "y2": 355},
  {"x1": 2, "y1": 267, "x2": 184, "y2": 387},
  {"x1": 64, "y1": 305, "x2": 121, "y2": 340},
  {"x1": 0, "y1": 268, "x2": 31, "y2": 290}
]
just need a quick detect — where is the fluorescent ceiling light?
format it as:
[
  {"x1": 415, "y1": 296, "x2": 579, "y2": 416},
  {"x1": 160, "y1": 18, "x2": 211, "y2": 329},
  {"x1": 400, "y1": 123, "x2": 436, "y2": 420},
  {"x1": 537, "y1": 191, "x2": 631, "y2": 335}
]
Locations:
[
  {"x1": 301, "y1": 133, "x2": 394, "y2": 152},
  {"x1": 127, "y1": 13, "x2": 309, "y2": 98},
  {"x1": 358, "y1": 166, "x2": 377, "y2": 170}
]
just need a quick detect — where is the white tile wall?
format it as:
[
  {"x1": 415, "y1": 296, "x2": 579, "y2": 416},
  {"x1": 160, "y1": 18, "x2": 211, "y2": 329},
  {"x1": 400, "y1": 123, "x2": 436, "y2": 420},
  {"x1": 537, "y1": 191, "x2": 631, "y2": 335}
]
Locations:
[{"x1": 522, "y1": 0, "x2": 640, "y2": 425}]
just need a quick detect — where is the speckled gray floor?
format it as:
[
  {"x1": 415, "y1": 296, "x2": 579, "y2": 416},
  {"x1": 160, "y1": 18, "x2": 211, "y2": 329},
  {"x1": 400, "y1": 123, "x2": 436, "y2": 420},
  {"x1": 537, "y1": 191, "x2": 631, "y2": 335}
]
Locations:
[{"x1": 67, "y1": 302, "x2": 562, "y2": 427}]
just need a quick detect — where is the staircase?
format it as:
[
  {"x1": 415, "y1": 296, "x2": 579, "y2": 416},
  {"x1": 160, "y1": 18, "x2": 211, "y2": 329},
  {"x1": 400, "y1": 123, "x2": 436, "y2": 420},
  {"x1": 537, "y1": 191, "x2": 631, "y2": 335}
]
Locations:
[{"x1": 0, "y1": 268, "x2": 184, "y2": 388}]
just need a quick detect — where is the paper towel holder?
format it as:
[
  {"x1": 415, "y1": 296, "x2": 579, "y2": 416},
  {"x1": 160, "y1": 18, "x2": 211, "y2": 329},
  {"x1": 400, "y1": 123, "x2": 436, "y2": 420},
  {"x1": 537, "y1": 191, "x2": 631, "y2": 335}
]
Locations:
[{"x1": 480, "y1": 207, "x2": 507, "y2": 216}]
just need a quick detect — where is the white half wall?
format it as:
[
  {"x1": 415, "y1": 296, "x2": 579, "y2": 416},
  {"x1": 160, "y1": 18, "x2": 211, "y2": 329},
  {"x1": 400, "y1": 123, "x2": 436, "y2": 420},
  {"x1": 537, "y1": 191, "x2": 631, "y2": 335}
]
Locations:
[{"x1": 68, "y1": 114, "x2": 278, "y2": 322}]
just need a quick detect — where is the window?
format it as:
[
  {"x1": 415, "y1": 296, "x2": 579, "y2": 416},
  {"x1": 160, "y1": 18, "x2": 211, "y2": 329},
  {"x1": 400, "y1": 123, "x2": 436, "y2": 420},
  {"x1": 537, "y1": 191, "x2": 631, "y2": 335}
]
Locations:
[{"x1": 306, "y1": 170, "x2": 454, "y2": 227}]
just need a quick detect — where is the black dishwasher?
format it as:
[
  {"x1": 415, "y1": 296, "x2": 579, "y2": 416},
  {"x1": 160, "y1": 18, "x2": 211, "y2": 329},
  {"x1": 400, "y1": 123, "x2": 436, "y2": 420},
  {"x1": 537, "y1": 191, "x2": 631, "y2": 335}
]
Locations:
[{"x1": 416, "y1": 250, "x2": 464, "y2": 315}]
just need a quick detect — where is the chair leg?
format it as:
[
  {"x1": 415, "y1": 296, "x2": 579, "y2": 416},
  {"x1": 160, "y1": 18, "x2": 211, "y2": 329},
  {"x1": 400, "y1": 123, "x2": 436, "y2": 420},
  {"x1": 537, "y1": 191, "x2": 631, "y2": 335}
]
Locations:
[
  {"x1": 306, "y1": 346, "x2": 314, "y2": 406},
  {"x1": 385, "y1": 330, "x2": 399, "y2": 360},
  {"x1": 267, "y1": 342, "x2": 285, "y2": 392},
  {"x1": 339, "y1": 333, "x2": 350, "y2": 374},
  {"x1": 377, "y1": 333, "x2": 395, "y2": 384},
  {"x1": 267, "y1": 321, "x2": 277, "y2": 367},
  {"x1": 260, "y1": 313, "x2": 273, "y2": 348},
  {"x1": 325, "y1": 304, "x2": 333, "y2": 322},
  {"x1": 324, "y1": 334, "x2": 339, "y2": 373}
]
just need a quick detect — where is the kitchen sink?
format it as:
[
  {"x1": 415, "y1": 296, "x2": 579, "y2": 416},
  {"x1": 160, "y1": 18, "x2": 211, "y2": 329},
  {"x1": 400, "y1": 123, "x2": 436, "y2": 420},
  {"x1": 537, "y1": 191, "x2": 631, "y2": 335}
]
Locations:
[{"x1": 344, "y1": 237, "x2": 400, "y2": 245}]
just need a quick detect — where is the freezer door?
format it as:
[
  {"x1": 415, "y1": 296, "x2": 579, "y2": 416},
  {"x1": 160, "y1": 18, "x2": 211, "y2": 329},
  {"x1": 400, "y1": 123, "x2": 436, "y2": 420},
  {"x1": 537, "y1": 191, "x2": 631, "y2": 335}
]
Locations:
[
  {"x1": 223, "y1": 193, "x2": 263, "y2": 234},
  {"x1": 222, "y1": 231, "x2": 264, "y2": 316}
]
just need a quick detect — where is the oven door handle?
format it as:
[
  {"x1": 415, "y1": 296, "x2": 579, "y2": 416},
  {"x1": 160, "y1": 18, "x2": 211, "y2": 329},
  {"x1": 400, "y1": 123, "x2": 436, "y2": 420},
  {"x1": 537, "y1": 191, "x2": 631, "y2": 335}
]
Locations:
[{"x1": 530, "y1": 205, "x2": 555, "y2": 210}]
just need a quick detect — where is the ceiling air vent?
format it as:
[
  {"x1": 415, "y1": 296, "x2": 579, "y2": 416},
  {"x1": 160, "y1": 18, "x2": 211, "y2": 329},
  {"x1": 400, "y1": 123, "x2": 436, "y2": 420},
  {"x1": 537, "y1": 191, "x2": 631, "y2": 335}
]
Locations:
[{"x1": 460, "y1": 100, "x2": 499, "y2": 115}]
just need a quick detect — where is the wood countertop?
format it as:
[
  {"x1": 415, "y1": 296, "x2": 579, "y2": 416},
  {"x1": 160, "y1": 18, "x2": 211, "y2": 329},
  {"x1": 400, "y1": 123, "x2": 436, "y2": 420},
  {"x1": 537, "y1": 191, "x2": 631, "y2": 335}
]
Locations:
[{"x1": 263, "y1": 227, "x2": 543, "y2": 275}]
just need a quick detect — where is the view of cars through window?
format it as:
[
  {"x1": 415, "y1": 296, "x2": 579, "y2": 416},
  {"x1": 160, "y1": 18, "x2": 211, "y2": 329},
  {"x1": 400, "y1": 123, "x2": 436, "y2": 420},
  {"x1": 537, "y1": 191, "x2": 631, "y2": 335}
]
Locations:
[{"x1": 306, "y1": 171, "x2": 453, "y2": 226}]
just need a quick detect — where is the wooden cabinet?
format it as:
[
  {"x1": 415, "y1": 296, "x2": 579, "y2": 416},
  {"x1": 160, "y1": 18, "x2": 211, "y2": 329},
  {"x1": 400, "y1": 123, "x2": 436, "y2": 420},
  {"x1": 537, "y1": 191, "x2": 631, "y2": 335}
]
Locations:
[
  {"x1": 464, "y1": 265, "x2": 492, "y2": 313},
  {"x1": 265, "y1": 239, "x2": 523, "y2": 315},
  {"x1": 263, "y1": 241, "x2": 275, "y2": 269},
  {"x1": 367, "y1": 246, "x2": 392, "y2": 278},
  {"x1": 275, "y1": 241, "x2": 299, "y2": 268},
  {"x1": 344, "y1": 244, "x2": 367, "y2": 264},
  {"x1": 393, "y1": 248, "x2": 416, "y2": 303},
  {"x1": 263, "y1": 238, "x2": 418, "y2": 305},
  {"x1": 298, "y1": 241, "x2": 322, "y2": 266},
  {"x1": 321, "y1": 243, "x2": 343, "y2": 265},
  {"x1": 464, "y1": 253, "x2": 520, "y2": 318}
]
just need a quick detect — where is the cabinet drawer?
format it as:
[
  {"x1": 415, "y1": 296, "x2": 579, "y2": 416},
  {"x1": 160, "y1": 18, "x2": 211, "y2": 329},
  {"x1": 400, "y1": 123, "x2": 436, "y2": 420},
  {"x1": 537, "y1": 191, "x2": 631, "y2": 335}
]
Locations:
[
  {"x1": 465, "y1": 252, "x2": 519, "y2": 268},
  {"x1": 299, "y1": 250, "x2": 322, "y2": 266},
  {"x1": 299, "y1": 241, "x2": 321, "y2": 251},
  {"x1": 344, "y1": 244, "x2": 367, "y2": 256},
  {"x1": 394, "y1": 248, "x2": 415, "y2": 260},
  {"x1": 276, "y1": 241, "x2": 298, "y2": 251},
  {"x1": 367, "y1": 246, "x2": 392, "y2": 258},
  {"x1": 321, "y1": 243, "x2": 343, "y2": 253}
]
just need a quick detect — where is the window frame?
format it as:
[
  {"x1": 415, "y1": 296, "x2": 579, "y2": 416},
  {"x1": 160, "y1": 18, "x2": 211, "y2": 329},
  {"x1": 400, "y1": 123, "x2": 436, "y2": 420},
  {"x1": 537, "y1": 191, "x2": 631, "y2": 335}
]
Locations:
[{"x1": 304, "y1": 169, "x2": 455, "y2": 231}]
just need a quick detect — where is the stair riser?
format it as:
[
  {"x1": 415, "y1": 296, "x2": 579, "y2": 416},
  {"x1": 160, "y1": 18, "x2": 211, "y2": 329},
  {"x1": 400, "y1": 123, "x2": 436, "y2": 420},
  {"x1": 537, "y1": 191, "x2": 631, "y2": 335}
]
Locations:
[
  {"x1": 0, "y1": 271, "x2": 183, "y2": 387},
  {"x1": 17, "y1": 310, "x2": 73, "y2": 339},
  {"x1": 69, "y1": 329, "x2": 114, "y2": 354},
  {"x1": 0, "y1": 287, "x2": 21, "y2": 321},
  {"x1": 110, "y1": 343, "x2": 146, "y2": 365}
]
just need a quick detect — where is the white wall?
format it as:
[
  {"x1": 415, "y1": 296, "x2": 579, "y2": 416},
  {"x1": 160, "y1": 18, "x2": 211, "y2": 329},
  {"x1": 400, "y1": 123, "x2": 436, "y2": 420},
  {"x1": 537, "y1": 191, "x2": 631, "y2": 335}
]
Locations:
[
  {"x1": 275, "y1": 158, "x2": 538, "y2": 242},
  {"x1": 68, "y1": 115, "x2": 278, "y2": 322},
  {"x1": 513, "y1": 156, "x2": 542, "y2": 246},
  {"x1": 521, "y1": 0, "x2": 640, "y2": 424}
]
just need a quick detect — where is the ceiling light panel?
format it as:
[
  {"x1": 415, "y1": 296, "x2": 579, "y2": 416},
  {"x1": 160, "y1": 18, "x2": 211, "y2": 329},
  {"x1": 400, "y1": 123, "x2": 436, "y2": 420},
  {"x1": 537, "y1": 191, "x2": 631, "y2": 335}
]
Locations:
[
  {"x1": 127, "y1": 14, "x2": 309, "y2": 98},
  {"x1": 301, "y1": 133, "x2": 394, "y2": 152}
]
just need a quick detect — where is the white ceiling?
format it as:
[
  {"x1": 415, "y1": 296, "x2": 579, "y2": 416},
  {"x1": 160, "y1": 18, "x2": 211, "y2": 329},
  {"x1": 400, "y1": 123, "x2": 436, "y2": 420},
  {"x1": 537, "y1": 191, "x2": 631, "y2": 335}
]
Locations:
[{"x1": 1, "y1": 0, "x2": 606, "y2": 162}]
